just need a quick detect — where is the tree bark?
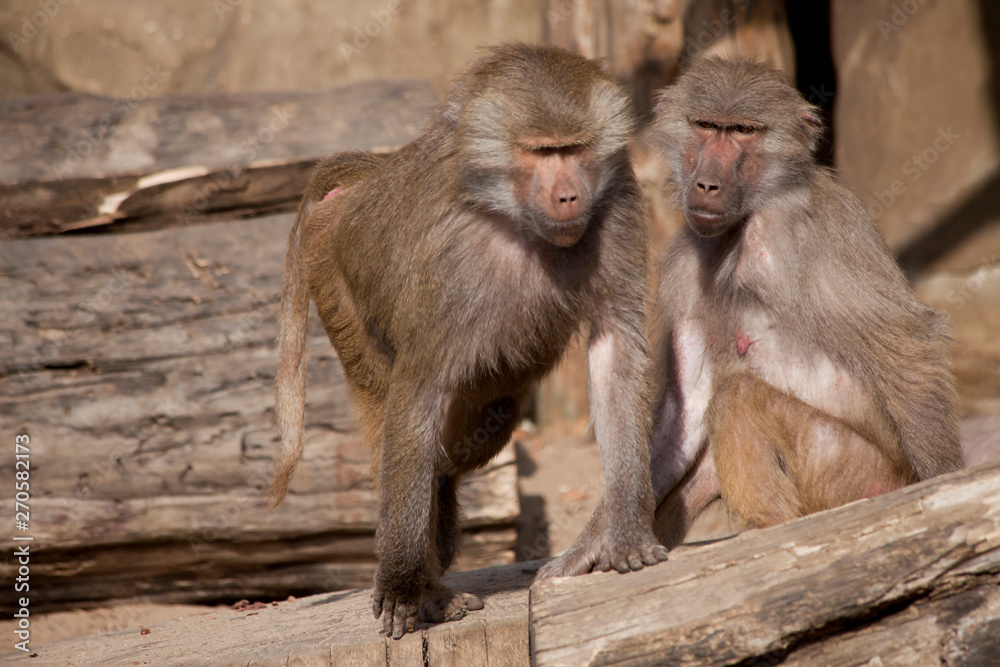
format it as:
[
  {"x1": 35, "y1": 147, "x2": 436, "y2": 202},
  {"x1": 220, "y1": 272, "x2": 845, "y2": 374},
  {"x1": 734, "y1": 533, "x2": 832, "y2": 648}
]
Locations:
[
  {"x1": 0, "y1": 81, "x2": 436, "y2": 238},
  {"x1": 531, "y1": 460, "x2": 1000, "y2": 666},
  {"x1": 0, "y1": 214, "x2": 519, "y2": 609}
]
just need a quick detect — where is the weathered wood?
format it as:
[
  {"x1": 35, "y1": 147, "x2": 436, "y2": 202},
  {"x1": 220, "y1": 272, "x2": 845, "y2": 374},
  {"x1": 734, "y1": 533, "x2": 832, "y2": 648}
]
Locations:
[
  {"x1": 530, "y1": 460, "x2": 1000, "y2": 666},
  {"x1": 0, "y1": 214, "x2": 519, "y2": 608},
  {"x1": 1, "y1": 561, "x2": 537, "y2": 667},
  {"x1": 8, "y1": 464, "x2": 1000, "y2": 665},
  {"x1": 545, "y1": 0, "x2": 684, "y2": 116},
  {"x1": 0, "y1": 81, "x2": 436, "y2": 238}
]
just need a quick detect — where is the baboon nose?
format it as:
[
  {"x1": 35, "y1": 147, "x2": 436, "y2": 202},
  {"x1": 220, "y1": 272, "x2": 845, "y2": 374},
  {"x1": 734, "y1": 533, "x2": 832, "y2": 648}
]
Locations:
[
  {"x1": 696, "y1": 180, "x2": 720, "y2": 194},
  {"x1": 549, "y1": 182, "x2": 585, "y2": 221}
]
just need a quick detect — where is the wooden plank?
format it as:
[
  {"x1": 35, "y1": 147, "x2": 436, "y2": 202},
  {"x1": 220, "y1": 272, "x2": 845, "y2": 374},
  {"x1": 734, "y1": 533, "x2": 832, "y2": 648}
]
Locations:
[
  {"x1": 0, "y1": 81, "x2": 436, "y2": 237},
  {"x1": 485, "y1": 619, "x2": 532, "y2": 667},
  {"x1": 24, "y1": 526, "x2": 516, "y2": 610},
  {"x1": 0, "y1": 561, "x2": 537, "y2": 667},
  {"x1": 530, "y1": 460, "x2": 1000, "y2": 666},
  {"x1": 0, "y1": 214, "x2": 519, "y2": 608},
  {"x1": 427, "y1": 620, "x2": 489, "y2": 666}
]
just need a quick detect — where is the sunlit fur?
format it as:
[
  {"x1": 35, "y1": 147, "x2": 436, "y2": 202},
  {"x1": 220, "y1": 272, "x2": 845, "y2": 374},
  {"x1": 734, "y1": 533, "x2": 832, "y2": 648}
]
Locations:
[
  {"x1": 648, "y1": 56, "x2": 962, "y2": 547},
  {"x1": 271, "y1": 43, "x2": 667, "y2": 640},
  {"x1": 653, "y1": 57, "x2": 822, "y2": 219}
]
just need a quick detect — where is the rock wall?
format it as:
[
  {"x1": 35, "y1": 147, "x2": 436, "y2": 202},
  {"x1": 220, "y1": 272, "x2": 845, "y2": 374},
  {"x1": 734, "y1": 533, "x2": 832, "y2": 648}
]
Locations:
[
  {"x1": 0, "y1": 0, "x2": 544, "y2": 98},
  {"x1": 833, "y1": 0, "x2": 1000, "y2": 456}
]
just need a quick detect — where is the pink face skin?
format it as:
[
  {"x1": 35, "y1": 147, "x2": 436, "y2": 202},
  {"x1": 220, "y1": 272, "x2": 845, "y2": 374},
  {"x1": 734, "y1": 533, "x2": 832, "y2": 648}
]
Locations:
[
  {"x1": 681, "y1": 119, "x2": 766, "y2": 236},
  {"x1": 512, "y1": 140, "x2": 599, "y2": 247}
]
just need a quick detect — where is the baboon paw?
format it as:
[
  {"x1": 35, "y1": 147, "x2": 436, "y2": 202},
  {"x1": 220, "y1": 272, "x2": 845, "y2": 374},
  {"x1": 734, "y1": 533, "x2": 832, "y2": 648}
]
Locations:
[
  {"x1": 536, "y1": 536, "x2": 668, "y2": 580},
  {"x1": 373, "y1": 590, "x2": 420, "y2": 640},
  {"x1": 419, "y1": 586, "x2": 484, "y2": 624},
  {"x1": 597, "y1": 538, "x2": 669, "y2": 574},
  {"x1": 535, "y1": 548, "x2": 597, "y2": 580},
  {"x1": 374, "y1": 580, "x2": 484, "y2": 639}
]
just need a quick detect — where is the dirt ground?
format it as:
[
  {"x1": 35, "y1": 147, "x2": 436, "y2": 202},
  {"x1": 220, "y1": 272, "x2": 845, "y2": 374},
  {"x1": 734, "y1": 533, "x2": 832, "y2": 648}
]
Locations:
[{"x1": 1, "y1": 428, "x2": 735, "y2": 647}]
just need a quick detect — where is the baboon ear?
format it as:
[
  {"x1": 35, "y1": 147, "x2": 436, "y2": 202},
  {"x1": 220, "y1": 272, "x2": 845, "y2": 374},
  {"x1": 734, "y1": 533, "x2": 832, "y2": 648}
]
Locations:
[{"x1": 799, "y1": 108, "x2": 823, "y2": 153}]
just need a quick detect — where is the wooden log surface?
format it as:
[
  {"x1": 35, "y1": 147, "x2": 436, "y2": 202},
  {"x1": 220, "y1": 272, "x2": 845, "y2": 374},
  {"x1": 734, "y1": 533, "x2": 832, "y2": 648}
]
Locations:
[
  {"x1": 0, "y1": 81, "x2": 437, "y2": 237},
  {"x1": 530, "y1": 459, "x2": 1000, "y2": 666},
  {"x1": 6, "y1": 462, "x2": 998, "y2": 666},
  {"x1": 1, "y1": 561, "x2": 538, "y2": 667},
  {"x1": 0, "y1": 214, "x2": 519, "y2": 608}
]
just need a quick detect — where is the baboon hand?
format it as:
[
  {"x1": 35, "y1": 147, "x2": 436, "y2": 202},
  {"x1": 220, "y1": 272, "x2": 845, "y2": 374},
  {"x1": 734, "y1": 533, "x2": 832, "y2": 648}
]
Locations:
[{"x1": 373, "y1": 576, "x2": 484, "y2": 639}]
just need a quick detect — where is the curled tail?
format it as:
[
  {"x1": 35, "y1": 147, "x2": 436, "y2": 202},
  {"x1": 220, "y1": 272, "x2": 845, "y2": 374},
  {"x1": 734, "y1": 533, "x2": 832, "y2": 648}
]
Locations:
[{"x1": 269, "y1": 152, "x2": 388, "y2": 508}]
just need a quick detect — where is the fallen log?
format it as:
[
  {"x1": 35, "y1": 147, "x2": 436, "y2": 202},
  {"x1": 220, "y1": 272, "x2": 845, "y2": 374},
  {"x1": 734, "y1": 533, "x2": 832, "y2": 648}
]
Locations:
[
  {"x1": 0, "y1": 213, "x2": 518, "y2": 609},
  {"x1": 0, "y1": 81, "x2": 436, "y2": 238},
  {"x1": 530, "y1": 459, "x2": 1000, "y2": 666},
  {"x1": 1, "y1": 561, "x2": 537, "y2": 667},
  {"x1": 6, "y1": 463, "x2": 998, "y2": 666}
]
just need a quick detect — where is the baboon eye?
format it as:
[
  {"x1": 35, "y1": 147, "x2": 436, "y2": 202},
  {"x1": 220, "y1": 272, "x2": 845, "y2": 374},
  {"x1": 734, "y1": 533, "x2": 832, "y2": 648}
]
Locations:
[
  {"x1": 696, "y1": 121, "x2": 716, "y2": 130},
  {"x1": 734, "y1": 124, "x2": 756, "y2": 135}
]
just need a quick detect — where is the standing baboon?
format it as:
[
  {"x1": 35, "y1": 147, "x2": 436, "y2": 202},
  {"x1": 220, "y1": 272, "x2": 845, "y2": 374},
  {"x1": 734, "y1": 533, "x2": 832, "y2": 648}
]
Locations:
[
  {"x1": 270, "y1": 43, "x2": 668, "y2": 639},
  {"x1": 647, "y1": 57, "x2": 962, "y2": 546}
]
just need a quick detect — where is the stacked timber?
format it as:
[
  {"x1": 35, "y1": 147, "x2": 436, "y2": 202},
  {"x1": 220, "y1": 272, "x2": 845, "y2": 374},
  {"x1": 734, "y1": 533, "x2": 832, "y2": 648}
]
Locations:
[
  {"x1": 0, "y1": 81, "x2": 436, "y2": 237},
  {"x1": 3, "y1": 462, "x2": 998, "y2": 666},
  {"x1": 0, "y1": 83, "x2": 521, "y2": 611}
]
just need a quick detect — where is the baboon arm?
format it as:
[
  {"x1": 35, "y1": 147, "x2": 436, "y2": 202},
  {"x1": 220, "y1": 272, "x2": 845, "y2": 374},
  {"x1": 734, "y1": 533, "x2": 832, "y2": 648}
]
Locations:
[
  {"x1": 376, "y1": 376, "x2": 445, "y2": 559},
  {"x1": 587, "y1": 312, "x2": 654, "y2": 513},
  {"x1": 811, "y1": 251, "x2": 961, "y2": 479},
  {"x1": 372, "y1": 374, "x2": 449, "y2": 636},
  {"x1": 535, "y1": 310, "x2": 670, "y2": 579},
  {"x1": 650, "y1": 320, "x2": 713, "y2": 505}
]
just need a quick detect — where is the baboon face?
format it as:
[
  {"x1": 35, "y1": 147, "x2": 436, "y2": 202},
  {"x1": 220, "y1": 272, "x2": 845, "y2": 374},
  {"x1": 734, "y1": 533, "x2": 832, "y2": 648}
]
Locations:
[
  {"x1": 510, "y1": 139, "x2": 601, "y2": 246},
  {"x1": 678, "y1": 118, "x2": 766, "y2": 236},
  {"x1": 653, "y1": 56, "x2": 823, "y2": 237},
  {"x1": 449, "y1": 43, "x2": 634, "y2": 247}
]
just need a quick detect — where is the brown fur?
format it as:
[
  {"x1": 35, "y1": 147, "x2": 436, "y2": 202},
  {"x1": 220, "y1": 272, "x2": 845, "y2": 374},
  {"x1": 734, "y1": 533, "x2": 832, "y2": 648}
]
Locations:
[
  {"x1": 270, "y1": 43, "x2": 667, "y2": 639},
  {"x1": 647, "y1": 57, "x2": 963, "y2": 546}
]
